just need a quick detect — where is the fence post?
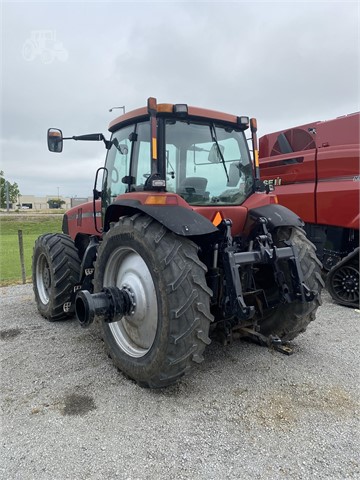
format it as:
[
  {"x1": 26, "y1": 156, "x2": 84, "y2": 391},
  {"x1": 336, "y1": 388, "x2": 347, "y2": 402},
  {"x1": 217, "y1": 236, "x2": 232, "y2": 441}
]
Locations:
[{"x1": 18, "y1": 230, "x2": 26, "y2": 284}]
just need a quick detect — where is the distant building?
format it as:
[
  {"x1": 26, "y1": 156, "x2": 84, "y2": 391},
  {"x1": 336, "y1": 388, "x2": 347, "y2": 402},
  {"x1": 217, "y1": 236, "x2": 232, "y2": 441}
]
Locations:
[
  {"x1": 12, "y1": 195, "x2": 92, "y2": 211},
  {"x1": 71, "y1": 197, "x2": 90, "y2": 208}
]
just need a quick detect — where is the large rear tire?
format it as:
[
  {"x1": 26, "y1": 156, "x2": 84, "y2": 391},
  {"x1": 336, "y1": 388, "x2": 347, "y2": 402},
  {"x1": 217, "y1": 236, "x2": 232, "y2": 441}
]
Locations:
[
  {"x1": 258, "y1": 227, "x2": 324, "y2": 341},
  {"x1": 32, "y1": 234, "x2": 81, "y2": 321},
  {"x1": 94, "y1": 214, "x2": 213, "y2": 388}
]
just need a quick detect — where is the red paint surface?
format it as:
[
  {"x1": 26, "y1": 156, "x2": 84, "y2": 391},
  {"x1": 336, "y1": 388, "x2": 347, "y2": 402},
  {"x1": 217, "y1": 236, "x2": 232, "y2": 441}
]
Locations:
[{"x1": 259, "y1": 113, "x2": 359, "y2": 229}]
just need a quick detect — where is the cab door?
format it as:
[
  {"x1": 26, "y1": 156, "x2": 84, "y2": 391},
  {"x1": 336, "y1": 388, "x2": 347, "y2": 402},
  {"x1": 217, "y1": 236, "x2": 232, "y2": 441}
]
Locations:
[{"x1": 102, "y1": 124, "x2": 136, "y2": 213}]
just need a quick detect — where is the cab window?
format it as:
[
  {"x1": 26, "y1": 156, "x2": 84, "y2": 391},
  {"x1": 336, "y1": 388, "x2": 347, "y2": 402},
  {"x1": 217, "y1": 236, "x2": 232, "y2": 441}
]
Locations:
[
  {"x1": 165, "y1": 120, "x2": 254, "y2": 205},
  {"x1": 131, "y1": 121, "x2": 151, "y2": 190},
  {"x1": 104, "y1": 125, "x2": 134, "y2": 204}
]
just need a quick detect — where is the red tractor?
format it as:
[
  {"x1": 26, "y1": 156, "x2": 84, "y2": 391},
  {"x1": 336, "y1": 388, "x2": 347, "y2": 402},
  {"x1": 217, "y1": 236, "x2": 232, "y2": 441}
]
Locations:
[
  {"x1": 33, "y1": 98, "x2": 323, "y2": 388},
  {"x1": 259, "y1": 112, "x2": 359, "y2": 308}
]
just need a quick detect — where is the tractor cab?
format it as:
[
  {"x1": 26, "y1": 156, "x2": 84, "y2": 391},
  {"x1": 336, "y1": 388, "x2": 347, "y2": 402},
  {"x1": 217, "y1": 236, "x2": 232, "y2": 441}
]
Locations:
[
  {"x1": 103, "y1": 105, "x2": 255, "y2": 209},
  {"x1": 48, "y1": 98, "x2": 263, "y2": 236}
]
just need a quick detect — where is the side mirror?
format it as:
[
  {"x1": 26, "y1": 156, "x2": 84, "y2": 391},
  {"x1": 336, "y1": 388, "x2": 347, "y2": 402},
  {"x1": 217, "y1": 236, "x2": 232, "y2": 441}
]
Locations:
[{"x1": 48, "y1": 128, "x2": 63, "y2": 153}]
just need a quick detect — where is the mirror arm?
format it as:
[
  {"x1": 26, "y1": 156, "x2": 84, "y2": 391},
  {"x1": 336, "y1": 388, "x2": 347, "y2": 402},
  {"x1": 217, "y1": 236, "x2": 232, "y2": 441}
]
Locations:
[
  {"x1": 103, "y1": 139, "x2": 112, "y2": 150},
  {"x1": 63, "y1": 134, "x2": 110, "y2": 149}
]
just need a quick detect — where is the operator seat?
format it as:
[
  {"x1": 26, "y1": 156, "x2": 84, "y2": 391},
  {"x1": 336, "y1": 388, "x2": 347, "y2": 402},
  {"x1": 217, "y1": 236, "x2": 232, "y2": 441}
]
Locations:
[{"x1": 178, "y1": 177, "x2": 209, "y2": 203}]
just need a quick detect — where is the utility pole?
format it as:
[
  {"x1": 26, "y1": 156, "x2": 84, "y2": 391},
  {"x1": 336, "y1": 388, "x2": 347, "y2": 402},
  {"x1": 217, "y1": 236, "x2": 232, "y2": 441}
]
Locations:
[{"x1": 5, "y1": 181, "x2": 10, "y2": 212}]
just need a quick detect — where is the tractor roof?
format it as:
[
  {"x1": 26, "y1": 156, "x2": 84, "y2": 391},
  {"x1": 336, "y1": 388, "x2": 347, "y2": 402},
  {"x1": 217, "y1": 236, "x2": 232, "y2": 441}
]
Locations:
[{"x1": 108, "y1": 103, "x2": 240, "y2": 133}]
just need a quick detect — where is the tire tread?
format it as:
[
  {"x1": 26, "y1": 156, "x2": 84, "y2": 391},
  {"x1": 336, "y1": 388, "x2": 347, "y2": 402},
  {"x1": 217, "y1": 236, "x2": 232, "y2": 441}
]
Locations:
[
  {"x1": 32, "y1": 233, "x2": 81, "y2": 321},
  {"x1": 96, "y1": 214, "x2": 214, "y2": 388}
]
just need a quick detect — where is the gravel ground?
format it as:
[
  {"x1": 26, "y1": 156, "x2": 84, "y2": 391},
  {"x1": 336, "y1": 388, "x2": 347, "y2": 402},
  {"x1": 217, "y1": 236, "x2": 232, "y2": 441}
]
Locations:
[{"x1": 1, "y1": 284, "x2": 359, "y2": 480}]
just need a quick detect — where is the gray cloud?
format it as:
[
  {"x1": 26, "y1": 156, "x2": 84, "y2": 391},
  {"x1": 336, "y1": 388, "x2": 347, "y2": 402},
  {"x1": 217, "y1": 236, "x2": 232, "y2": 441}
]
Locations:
[{"x1": 2, "y1": 1, "x2": 359, "y2": 197}]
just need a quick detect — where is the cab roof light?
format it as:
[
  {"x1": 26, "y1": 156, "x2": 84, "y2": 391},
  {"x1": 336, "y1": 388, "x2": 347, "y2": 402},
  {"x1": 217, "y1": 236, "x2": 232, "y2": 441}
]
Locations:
[
  {"x1": 173, "y1": 104, "x2": 188, "y2": 116},
  {"x1": 237, "y1": 116, "x2": 249, "y2": 128}
]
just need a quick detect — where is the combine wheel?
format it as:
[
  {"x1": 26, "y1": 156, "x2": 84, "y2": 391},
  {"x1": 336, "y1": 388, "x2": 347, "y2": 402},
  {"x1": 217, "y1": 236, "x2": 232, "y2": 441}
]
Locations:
[
  {"x1": 258, "y1": 227, "x2": 324, "y2": 341},
  {"x1": 94, "y1": 214, "x2": 213, "y2": 388},
  {"x1": 326, "y1": 248, "x2": 359, "y2": 308},
  {"x1": 32, "y1": 234, "x2": 81, "y2": 321}
]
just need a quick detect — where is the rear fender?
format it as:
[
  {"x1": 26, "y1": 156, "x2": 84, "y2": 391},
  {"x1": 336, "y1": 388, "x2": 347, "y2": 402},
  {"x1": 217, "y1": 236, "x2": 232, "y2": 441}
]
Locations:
[
  {"x1": 244, "y1": 204, "x2": 304, "y2": 236},
  {"x1": 104, "y1": 199, "x2": 218, "y2": 237}
]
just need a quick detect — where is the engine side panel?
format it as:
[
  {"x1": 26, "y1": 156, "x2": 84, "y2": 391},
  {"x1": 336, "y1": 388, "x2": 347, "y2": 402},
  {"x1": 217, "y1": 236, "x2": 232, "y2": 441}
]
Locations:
[{"x1": 62, "y1": 200, "x2": 102, "y2": 240}]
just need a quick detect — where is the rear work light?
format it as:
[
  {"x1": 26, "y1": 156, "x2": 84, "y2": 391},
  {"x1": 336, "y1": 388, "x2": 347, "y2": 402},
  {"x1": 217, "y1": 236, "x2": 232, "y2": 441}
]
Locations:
[
  {"x1": 173, "y1": 104, "x2": 188, "y2": 116},
  {"x1": 237, "y1": 116, "x2": 249, "y2": 128}
]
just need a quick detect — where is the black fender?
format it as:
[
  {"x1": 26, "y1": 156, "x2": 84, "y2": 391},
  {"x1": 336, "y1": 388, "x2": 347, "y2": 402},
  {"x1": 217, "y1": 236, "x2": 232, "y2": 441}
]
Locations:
[
  {"x1": 62, "y1": 214, "x2": 69, "y2": 234},
  {"x1": 104, "y1": 199, "x2": 218, "y2": 237},
  {"x1": 246, "y1": 204, "x2": 304, "y2": 233}
]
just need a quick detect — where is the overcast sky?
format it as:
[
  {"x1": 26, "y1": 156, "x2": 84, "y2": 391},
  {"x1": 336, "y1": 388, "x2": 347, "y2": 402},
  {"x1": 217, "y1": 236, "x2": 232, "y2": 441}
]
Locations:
[{"x1": 1, "y1": 1, "x2": 359, "y2": 198}]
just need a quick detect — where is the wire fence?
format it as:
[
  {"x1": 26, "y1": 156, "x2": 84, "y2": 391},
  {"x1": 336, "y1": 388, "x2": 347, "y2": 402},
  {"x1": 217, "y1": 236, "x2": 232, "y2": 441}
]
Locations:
[
  {"x1": 1, "y1": 213, "x2": 63, "y2": 286},
  {"x1": 1, "y1": 230, "x2": 32, "y2": 285}
]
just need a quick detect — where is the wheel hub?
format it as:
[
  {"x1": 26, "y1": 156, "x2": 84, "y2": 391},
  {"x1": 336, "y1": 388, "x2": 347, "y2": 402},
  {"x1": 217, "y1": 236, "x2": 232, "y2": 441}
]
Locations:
[
  {"x1": 342, "y1": 274, "x2": 357, "y2": 291},
  {"x1": 36, "y1": 253, "x2": 51, "y2": 304},
  {"x1": 331, "y1": 265, "x2": 359, "y2": 304},
  {"x1": 103, "y1": 247, "x2": 158, "y2": 358},
  {"x1": 121, "y1": 284, "x2": 136, "y2": 316},
  {"x1": 43, "y1": 267, "x2": 51, "y2": 289}
]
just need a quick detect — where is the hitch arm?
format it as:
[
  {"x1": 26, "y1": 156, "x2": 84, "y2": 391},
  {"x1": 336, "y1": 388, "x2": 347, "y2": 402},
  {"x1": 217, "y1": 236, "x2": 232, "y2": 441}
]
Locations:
[{"x1": 220, "y1": 220, "x2": 255, "y2": 320}]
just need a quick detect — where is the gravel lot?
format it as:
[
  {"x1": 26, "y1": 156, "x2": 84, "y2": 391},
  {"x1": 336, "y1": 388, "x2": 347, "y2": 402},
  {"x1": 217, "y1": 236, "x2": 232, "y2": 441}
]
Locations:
[{"x1": 1, "y1": 284, "x2": 359, "y2": 480}]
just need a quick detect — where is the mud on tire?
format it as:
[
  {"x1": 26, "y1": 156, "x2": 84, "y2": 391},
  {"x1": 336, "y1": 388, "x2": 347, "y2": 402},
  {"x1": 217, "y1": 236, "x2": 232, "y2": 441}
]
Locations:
[
  {"x1": 258, "y1": 227, "x2": 324, "y2": 341},
  {"x1": 32, "y1": 234, "x2": 81, "y2": 321},
  {"x1": 94, "y1": 213, "x2": 214, "y2": 388}
]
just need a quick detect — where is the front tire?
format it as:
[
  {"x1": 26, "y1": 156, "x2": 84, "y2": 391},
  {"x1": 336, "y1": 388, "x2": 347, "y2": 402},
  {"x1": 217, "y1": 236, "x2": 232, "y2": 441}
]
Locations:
[
  {"x1": 257, "y1": 227, "x2": 324, "y2": 341},
  {"x1": 94, "y1": 214, "x2": 213, "y2": 388},
  {"x1": 32, "y1": 234, "x2": 81, "y2": 321}
]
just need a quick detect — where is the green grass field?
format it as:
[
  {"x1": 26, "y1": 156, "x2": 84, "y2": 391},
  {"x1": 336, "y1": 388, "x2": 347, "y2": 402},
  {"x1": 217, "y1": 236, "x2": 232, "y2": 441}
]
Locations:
[{"x1": 0, "y1": 215, "x2": 63, "y2": 285}]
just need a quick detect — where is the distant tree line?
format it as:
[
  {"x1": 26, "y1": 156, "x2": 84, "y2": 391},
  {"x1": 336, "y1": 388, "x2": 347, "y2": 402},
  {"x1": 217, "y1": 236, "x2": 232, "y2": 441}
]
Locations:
[
  {"x1": 0, "y1": 171, "x2": 20, "y2": 208},
  {"x1": 47, "y1": 198, "x2": 65, "y2": 209}
]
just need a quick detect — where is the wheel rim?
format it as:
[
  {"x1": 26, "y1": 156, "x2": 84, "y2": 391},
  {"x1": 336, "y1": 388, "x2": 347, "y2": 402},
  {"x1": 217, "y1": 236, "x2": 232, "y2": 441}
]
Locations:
[
  {"x1": 36, "y1": 253, "x2": 51, "y2": 305},
  {"x1": 103, "y1": 247, "x2": 158, "y2": 358},
  {"x1": 330, "y1": 265, "x2": 359, "y2": 304}
]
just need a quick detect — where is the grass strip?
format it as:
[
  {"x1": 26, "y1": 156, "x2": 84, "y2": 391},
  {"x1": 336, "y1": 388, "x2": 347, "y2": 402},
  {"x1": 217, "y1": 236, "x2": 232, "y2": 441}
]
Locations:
[{"x1": 0, "y1": 215, "x2": 63, "y2": 285}]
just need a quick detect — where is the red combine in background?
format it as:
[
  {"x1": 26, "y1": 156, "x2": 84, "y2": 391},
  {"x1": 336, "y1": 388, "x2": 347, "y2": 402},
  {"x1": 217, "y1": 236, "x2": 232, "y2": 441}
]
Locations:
[{"x1": 259, "y1": 113, "x2": 359, "y2": 308}]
